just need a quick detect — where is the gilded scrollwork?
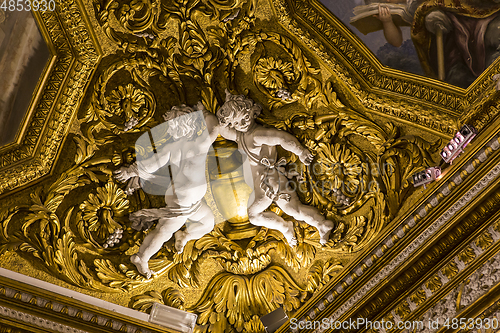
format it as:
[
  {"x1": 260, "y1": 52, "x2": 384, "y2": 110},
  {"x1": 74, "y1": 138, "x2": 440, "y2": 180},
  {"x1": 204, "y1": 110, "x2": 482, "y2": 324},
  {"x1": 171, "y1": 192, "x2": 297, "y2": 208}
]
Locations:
[
  {"x1": 85, "y1": 58, "x2": 158, "y2": 135},
  {"x1": 260, "y1": 101, "x2": 440, "y2": 251},
  {"x1": 78, "y1": 182, "x2": 129, "y2": 245},
  {"x1": 132, "y1": 259, "x2": 341, "y2": 333}
]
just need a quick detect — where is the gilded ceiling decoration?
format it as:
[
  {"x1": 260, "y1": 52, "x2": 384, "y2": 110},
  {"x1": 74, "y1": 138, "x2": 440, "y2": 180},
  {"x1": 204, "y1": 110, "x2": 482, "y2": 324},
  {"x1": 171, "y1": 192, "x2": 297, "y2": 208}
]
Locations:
[
  {"x1": 0, "y1": 3, "x2": 100, "y2": 194},
  {"x1": 0, "y1": 0, "x2": 500, "y2": 333}
]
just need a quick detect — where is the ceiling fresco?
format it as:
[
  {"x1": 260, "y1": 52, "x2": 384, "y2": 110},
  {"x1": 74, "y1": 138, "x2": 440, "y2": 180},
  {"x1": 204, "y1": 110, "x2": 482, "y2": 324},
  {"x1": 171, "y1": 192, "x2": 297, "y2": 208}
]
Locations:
[{"x1": 319, "y1": 0, "x2": 500, "y2": 88}]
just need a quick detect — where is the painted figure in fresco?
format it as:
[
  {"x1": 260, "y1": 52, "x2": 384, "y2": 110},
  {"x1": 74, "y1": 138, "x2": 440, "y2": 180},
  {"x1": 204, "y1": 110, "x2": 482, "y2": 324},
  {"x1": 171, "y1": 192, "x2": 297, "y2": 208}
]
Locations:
[
  {"x1": 350, "y1": 0, "x2": 419, "y2": 47},
  {"x1": 114, "y1": 103, "x2": 230, "y2": 278},
  {"x1": 411, "y1": 0, "x2": 500, "y2": 87},
  {"x1": 372, "y1": 0, "x2": 413, "y2": 47},
  {"x1": 372, "y1": 0, "x2": 500, "y2": 87},
  {"x1": 216, "y1": 90, "x2": 334, "y2": 246}
]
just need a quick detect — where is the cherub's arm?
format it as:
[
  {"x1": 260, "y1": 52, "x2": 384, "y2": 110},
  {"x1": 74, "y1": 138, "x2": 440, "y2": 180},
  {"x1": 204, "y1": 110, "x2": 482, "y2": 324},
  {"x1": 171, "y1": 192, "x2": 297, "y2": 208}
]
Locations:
[
  {"x1": 137, "y1": 147, "x2": 171, "y2": 176},
  {"x1": 376, "y1": 4, "x2": 403, "y2": 47},
  {"x1": 198, "y1": 102, "x2": 238, "y2": 142},
  {"x1": 217, "y1": 124, "x2": 237, "y2": 141},
  {"x1": 254, "y1": 127, "x2": 313, "y2": 164},
  {"x1": 114, "y1": 136, "x2": 171, "y2": 182},
  {"x1": 201, "y1": 107, "x2": 220, "y2": 143},
  {"x1": 114, "y1": 148, "x2": 170, "y2": 195},
  {"x1": 203, "y1": 110, "x2": 238, "y2": 142}
]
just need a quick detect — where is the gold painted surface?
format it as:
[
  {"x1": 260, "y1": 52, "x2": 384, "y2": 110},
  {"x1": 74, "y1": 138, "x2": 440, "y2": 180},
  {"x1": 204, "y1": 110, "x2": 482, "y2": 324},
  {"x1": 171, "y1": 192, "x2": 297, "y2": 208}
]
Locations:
[{"x1": 0, "y1": 0, "x2": 499, "y2": 332}]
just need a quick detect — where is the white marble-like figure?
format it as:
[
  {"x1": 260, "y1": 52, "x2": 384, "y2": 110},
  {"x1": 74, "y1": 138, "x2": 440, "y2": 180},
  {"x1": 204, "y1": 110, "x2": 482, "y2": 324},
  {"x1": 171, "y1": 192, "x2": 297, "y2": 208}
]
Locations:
[
  {"x1": 114, "y1": 103, "x2": 226, "y2": 278},
  {"x1": 216, "y1": 90, "x2": 334, "y2": 246}
]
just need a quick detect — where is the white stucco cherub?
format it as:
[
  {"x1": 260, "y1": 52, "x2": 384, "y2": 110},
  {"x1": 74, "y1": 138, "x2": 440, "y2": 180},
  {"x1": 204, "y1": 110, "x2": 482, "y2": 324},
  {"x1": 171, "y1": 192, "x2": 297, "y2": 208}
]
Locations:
[
  {"x1": 216, "y1": 90, "x2": 334, "y2": 246},
  {"x1": 114, "y1": 102, "x2": 226, "y2": 278}
]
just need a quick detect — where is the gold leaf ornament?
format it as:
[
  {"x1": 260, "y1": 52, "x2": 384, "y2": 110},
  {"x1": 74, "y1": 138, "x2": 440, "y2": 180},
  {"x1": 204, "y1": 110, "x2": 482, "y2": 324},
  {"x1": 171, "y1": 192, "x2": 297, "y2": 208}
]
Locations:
[
  {"x1": 107, "y1": 83, "x2": 146, "y2": 122},
  {"x1": 199, "y1": 0, "x2": 246, "y2": 19},
  {"x1": 131, "y1": 290, "x2": 164, "y2": 312},
  {"x1": 117, "y1": 0, "x2": 160, "y2": 33},
  {"x1": 306, "y1": 258, "x2": 343, "y2": 292},
  {"x1": 442, "y1": 260, "x2": 459, "y2": 280},
  {"x1": 80, "y1": 182, "x2": 129, "y2": 240},
  {"x1": 163, "y1": 287, "x2": 186, "y2": 310},
  {"x1": 458, "y1": 246, "x2": 476, "y2": 265},
  {"x1": 86, "y1": 59, "x2": 157, "y2": 135},
  {"x1": 192, "y1": 267, "x2": 306, "y2": 332},
  {"x1": 315, "y1": 143, "x2": 363, "y2": 192},
  {"x1": 95, "y1": 259, "x2": 148, "y2": 291},
  {"x1": 54, "y1": 230, "x2": 92, "y2": 288},
  {"x1": 252, "y1": 32, "x2": 327, "y2": 109},
  {"x1": 255, "y1": 57, "x2": 296, "y2": 91}
]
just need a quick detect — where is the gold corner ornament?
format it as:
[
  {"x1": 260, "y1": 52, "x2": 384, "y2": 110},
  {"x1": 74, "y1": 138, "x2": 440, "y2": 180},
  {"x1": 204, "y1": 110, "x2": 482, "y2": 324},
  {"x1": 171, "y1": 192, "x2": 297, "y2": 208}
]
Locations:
[
  {"x1": 0, "y1": 0, "x2": 454, "y2": 332},
  {"x1": 0, "y1": 0, "x2": 101, "y2": 194}
]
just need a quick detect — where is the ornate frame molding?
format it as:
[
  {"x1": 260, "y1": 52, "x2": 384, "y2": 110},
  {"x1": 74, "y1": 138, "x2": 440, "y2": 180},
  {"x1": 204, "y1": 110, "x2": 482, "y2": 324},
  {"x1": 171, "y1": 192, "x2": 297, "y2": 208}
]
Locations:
[
  {"x1": 0, "y1": 0, "x2": 101, "y2": 196},
  {"x1": 0, "y1": 273, "x2": 173, "y2": 333},
  {"x1": 0, "y1": 305, "x2": 88, "y2": 333},
  {"x1": 270, "y1": 0, "x2": 500, "y2": 135}
]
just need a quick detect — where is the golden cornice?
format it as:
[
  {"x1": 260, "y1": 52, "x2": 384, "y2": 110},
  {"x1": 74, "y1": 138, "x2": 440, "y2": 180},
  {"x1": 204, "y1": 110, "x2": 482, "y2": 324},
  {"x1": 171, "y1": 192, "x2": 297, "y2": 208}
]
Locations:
[
  {"x1": 287, "y1": 118, "x2": 500, "y2": 330},
  {"x1": 471, "y1": 298, "x2": 500, "y2": 332},
  {"x1": 358, "y1": 199, "x2": 500, "y2": 331},
  {"x1": 0, "y1": 320, "x2": 36, "y2": 333},
  {"x1": 292, "y1": 189, "x2": 500, "y2": 332},
  {"x1": 0, "y1": 274, "x2": 175, "y2": 333}
]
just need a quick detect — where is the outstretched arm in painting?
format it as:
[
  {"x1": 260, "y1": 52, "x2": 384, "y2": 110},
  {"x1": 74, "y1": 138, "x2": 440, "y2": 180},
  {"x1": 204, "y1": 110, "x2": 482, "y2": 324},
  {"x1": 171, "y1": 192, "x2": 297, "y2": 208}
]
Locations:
[{"x1": 375, "y1": 4, "x2": 403, "y2": 47}]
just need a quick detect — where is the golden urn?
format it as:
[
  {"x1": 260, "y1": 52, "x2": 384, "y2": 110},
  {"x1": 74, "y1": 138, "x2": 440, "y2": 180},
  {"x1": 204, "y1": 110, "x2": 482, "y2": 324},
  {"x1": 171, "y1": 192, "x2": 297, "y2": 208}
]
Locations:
[{"x1": 208, "y1": 138, "x2": 260, "y2": 239}]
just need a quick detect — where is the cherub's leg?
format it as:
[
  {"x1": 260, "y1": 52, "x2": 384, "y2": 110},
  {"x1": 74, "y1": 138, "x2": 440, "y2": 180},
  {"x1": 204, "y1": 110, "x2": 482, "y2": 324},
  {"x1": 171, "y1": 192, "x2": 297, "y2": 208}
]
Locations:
[
  {"x1": 174, "y1": 202, "x2": 214, "y2": 253},
  {"x1": 247, "y1": 185, "x2": 297, "y2": 247},
  {"x1": 131, "y1": 215, "x2": 186, "y2": 278},
  {"x1": 276, "y1": 176, "x2": 333, "y2": 245}
]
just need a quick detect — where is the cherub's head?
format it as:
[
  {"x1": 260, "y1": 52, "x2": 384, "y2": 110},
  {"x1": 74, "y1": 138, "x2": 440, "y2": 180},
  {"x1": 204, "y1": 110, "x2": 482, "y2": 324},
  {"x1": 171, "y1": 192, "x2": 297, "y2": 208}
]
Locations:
[
  {"x1": 216, "y1": 90, "x2": 262, "y2": 132},
  {"x1": 163, "y1": 104, "x2": 203, "y2": 140}
]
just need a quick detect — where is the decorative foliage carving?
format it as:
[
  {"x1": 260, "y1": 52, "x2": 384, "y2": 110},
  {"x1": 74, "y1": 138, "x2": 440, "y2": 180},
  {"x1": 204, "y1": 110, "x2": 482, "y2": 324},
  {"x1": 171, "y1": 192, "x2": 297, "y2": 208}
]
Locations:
[
  {"x1": 85, "y1": 58, "x2": 158, "y2": 135},
  {"x1": 79, "y1": 182, "x2": 129, "y2": 241},
  {"x1": 260, "y1": 103, "x2": 440, "y2": 251},
  {"x1": 306, "y1": 258, "x2": 343, "y2": 292},
  {"x1": 442, "y1": 260, "x2": 459, "y2": 280}
]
